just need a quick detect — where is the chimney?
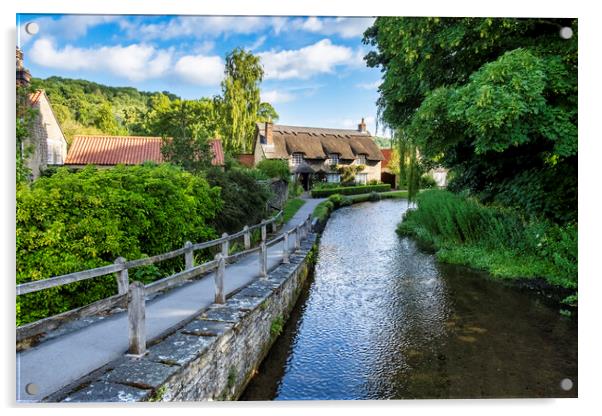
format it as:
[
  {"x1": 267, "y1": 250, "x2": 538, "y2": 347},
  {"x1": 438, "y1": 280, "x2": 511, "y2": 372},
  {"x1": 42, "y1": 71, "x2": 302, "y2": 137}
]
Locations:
[
  {"x1": 265, "y1": 121, "x2": 273, "y2": 146},
  {"x1": 358, "y1": 117, "x2": 367, "y2": 133},
  {"x1": 16, "y1": 47, "x2": 31, "y2": 87}
]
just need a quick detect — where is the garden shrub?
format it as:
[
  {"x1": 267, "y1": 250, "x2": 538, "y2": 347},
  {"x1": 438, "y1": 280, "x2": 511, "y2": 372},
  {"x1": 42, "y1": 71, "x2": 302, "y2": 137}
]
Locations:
[
  {"x1": 420, "y1": 174, "x2": 438, "y2": 189},
  {"x1": 311, "y1": 184, "x2": 391, "y2": 198},
  {"x1": 17, "y1": 164, "x2": 222, "y2": 325},
  {"x1": 256, "y1": 159, "x2": 291, "y2": 183},
  {"x1": 204, "y1": 166, "x2": 272, "y2": 234}
]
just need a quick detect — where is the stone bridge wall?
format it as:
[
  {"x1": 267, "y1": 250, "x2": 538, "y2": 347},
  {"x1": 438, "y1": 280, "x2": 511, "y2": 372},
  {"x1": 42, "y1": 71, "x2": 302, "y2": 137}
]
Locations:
[{"x1": 60, "y1": 234, "x2": 316, "y2": 402}]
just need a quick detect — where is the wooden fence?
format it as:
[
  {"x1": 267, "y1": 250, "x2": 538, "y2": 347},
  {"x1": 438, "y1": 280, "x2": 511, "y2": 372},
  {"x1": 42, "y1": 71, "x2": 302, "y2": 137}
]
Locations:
[{"x1": 16, "y1": 211, "x2": 314, "y2": 355}]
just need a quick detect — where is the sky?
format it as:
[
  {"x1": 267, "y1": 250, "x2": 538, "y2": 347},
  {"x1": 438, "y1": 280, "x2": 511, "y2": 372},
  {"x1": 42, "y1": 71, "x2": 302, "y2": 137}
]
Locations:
[{"x1": 16, "y1": 14, "x2": 390, "y2": 137}]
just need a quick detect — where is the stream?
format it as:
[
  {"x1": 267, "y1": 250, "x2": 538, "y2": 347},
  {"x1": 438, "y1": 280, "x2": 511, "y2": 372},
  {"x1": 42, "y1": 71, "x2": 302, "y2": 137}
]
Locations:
[{"x1": 241, "y1": 199, "x2": 577, "y2": 400}]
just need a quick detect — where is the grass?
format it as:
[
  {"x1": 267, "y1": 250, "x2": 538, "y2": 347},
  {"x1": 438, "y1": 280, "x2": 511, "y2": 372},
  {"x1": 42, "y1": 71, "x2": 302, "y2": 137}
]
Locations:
[
  {"x1": 282, "y1": 198, "x2": 306, "y2": 223},
  {"x1": 397, "y1": 190, "x2": 577, "y2": 296}
]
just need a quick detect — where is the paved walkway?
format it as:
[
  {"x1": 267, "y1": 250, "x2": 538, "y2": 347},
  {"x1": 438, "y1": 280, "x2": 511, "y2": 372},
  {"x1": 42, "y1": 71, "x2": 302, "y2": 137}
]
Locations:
[{"x1": 16, "y1": 197, "x2": 324, "y2": 402}]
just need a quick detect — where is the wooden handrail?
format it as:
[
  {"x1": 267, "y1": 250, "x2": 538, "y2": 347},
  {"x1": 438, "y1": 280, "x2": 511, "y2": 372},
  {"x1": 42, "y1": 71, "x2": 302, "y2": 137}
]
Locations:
[
  {"x1": 16, "y1": 208, "x2": 306, "y2": 352},
  {"x1": 16, "y1": 210, "x2": 283, "y2": 296}
]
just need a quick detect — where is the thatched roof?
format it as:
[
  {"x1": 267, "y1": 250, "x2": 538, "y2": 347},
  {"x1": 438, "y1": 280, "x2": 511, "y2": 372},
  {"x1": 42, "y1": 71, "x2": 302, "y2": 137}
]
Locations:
[{"x1": 257, "y1": 123, "x2": 383, "y2": 161}]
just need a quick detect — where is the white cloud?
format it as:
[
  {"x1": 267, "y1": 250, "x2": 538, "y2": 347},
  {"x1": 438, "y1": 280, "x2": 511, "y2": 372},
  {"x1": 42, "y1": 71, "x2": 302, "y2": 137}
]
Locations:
[
  {"x1": 28, "y1": 37, "x2": 227, "y2": 86},
  {"x1": 122, "y1": 16, "x2": 288, "y2": 41},
  {"x1": 289, "y1": 17, "x2": 376, "y2": 39},
  {"x1": 191, "y1": 40, "x2": 215, "y2": 54},
  {"x1": 247, "y1": 36, "x2": 267, "y2": 51},
  {"x1": 174, "y1": 55, "x2": 224, "y2": 86},
  {"x1": 261, "y1": 90, "x2": 295, "y2": 104},
  {"x1": 258, "y1": 39, "x2": 359, "y2": 80},
  {"x1": 29, "y1": 38, "x2": 172, "y2": 82},
  {"x1": 357, "y1": 80, "x2": 381, "y2": 90},
  {"x1": 18, "y1": 15, "x2": 119, "y2": 47},
  {"x1": 117, "y1": 16, "x2": 373, "y2": 42}
]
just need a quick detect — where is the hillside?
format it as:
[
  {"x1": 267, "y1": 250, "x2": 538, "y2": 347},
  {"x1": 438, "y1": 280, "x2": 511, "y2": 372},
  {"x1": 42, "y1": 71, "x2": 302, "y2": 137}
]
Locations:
[{"x1": 30, "y1": 76, "x2": 179, "y2": 142}]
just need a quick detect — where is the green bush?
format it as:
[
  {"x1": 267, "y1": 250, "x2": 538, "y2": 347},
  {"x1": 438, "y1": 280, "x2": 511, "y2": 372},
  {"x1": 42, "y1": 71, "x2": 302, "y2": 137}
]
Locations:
[
  {"x1": 420, "y1": 174, "x2": 438, "y2": 189},
  {"x1": 256, "y1": 159, "x2": 291, "y2": 183},
  {"x1": 328, "y1": 194, "x2": 344, "y2": 207},
  {"x1": 17, "y1": 164, "x2": 222, "y2": 325},
  {"x1": 311, "y1": 182, "x2": 341, "y2": 191},
  {"x1": 397, "y1": 190, "x2": 577, "y2": 291},
  {"x1": 205, "y1": 166, "x2": 272, "y2": 234},
  {"x1": 311, "y1": 184, "x2": 391, "y2": 198}
]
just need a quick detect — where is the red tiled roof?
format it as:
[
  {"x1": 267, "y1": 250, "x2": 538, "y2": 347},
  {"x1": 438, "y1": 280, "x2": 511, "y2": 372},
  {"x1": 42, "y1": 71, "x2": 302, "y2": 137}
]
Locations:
[
  {"x1": 381, "y1": 148, "x2": 393, "y2": 171},
  {"x1": 65, "y1": 135, "x2": 224, "y2": 166},
  {"x1": 210, "y1": 139, "x2": 224, "y2": 166},
  {"x1": 237, "y1": 154, "x2": 255, "y2": 168}
]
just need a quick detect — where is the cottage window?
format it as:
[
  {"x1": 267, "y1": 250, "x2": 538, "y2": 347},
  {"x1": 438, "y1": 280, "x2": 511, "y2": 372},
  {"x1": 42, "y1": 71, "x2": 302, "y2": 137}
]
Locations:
[
  {"x1": 356, "y1": 155, "x2": 366, "y2": 165},
  {"x1": 328, "y1": 153, "x2": 339, "y2": 166},
  {"x1": 291, "y1": 153, "x2": 304, "y2": 165},
  {"x1": 356, "y1": 173, "x2": 368, "y2": 184},
  {"x1": 327, "y1": 173, "x2": 341, "y2": 183}
]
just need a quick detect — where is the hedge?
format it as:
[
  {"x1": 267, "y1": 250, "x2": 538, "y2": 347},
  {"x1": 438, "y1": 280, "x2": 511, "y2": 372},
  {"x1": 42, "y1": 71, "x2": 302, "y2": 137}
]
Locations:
[
  {"x1": 311, "y1": 184, "x2": 391, "y2": 198},
  {"x1": 17, "y1": 164, "x2": 222, "y2": 326}
]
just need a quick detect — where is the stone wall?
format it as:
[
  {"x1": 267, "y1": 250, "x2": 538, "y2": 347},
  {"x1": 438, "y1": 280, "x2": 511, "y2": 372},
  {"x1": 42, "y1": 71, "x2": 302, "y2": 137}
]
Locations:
[
  {"x1": 59, "y1": 234, "x2": 316, "y2": 402},
  {"x1": 267, "y1": 179, "x2": 289, "y2": 210}
]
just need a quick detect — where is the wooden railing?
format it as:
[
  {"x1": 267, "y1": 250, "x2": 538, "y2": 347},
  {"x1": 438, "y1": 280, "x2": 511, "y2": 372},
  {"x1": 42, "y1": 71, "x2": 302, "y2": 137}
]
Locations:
[{"x1": 16, "y1": 210, "x2": 315, "y2": 356}]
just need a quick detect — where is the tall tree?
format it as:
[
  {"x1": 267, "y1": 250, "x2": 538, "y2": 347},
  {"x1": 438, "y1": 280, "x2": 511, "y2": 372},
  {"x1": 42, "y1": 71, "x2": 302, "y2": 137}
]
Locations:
[
  {"x1": 218, "y1": 48, "x2": 264, "y2": 154},
  {"x1": 364, "y1": 17, "x2": 577, "y2": 223},
  {"x1": 147, "y1": 94, "x2": 217, "y2": 173},
  {"x1": 257, "y1": 102, "x2": 279, "y2": 123}
]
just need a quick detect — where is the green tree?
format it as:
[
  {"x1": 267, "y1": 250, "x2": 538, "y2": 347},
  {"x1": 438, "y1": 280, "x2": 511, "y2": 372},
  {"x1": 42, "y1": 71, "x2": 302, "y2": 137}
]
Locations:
[
  {"x1": 257, "y1": 102, "x2": 279, "y2": 123},
  {"x1": 218, "y1": 48, "x2": 264, "y2": 153},
  {"x1": 145, "y1": 94, "x2": 218, "y2": 173},
  {"x1": 364, "y1": 17, "x2": 577, "y2": 223}
]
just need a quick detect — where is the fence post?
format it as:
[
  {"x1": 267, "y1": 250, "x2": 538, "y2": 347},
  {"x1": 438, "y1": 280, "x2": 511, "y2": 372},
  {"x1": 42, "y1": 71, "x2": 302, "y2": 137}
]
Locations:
[
  {"x1": 115, "y1": 257, "x2": 129, "y2": 296},
  {"x1": 221, "y1": 233, "x2": 229, "y2": 257},
  {"x1": 261, "y1": 221, "x2": 267, "y2": 242},
  {"x1": 282, "y1": 233, "x2": 290, "y2": 264},
  {"x1": 184, "y1": 241, "x2": 194, "y2": 270},
  {"x1": 271, "y1": 219, "x2": 278, "y2": 234},
  {"x1": 300, "y1": 220, "x2": 306, "y2": 241},
  {"x1": 243, "y1": 225, "x2": 250, "y2": 250},
  {"x1": 295, "y1": 225, "x2": 301, "y2": 251},
  {"x1": 128, "y1": 281, "x2": 146, "y2": 356},
  {"x1": 260, "y1": 241, "x2": 267, "y2": 278},
  {"x1": 214, "y1": 254, "x2": 225, "y2": 304}
]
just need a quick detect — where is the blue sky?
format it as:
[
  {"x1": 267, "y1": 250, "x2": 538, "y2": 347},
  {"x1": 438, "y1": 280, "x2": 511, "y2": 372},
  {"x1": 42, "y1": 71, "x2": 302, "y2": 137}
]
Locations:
[{"x1": 17, "y1": 14, "x2": 389, "y2": 136}]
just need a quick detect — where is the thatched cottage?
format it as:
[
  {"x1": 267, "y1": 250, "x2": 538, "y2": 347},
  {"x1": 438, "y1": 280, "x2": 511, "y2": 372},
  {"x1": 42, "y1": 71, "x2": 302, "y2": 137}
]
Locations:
[{"x1": 253, "y1": 119, "x2": 384, "y2": 190}]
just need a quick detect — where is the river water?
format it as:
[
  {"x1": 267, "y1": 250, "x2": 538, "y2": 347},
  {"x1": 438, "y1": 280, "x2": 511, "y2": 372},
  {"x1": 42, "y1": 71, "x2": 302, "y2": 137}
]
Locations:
[{"x1": 241, "y1": 199, "x2": 577, "y2": 400}]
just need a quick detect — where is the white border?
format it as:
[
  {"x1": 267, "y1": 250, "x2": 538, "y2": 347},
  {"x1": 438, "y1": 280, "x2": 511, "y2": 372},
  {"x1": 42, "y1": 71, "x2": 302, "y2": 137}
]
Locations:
[{"x1": 3, "y1": 1, "x2": 600, "y2": 415}]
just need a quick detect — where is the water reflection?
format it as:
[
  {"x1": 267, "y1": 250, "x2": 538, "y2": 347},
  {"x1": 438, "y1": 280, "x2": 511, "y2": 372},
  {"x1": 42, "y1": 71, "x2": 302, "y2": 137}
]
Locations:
[{"x1": 241, "y1": 200, "x2": 577, "y2": 400}]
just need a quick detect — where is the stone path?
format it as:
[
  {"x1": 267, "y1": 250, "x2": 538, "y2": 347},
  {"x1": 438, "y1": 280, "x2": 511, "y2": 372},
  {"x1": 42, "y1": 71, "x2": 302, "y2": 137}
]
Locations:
[{"x1": 16, "y1": 197, "x2": 324, "y2": 402}]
